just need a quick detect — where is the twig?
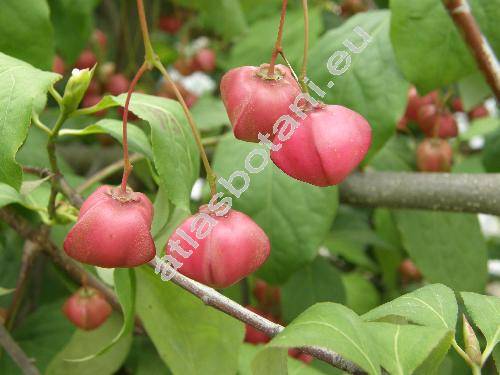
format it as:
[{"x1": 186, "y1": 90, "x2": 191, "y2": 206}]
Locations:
[
  {"x1": 22, "y1": 166, "x2": 83, "y2": 208},
  {"x1": 0, "y1": 323, "x2": 40, "y2": 375},
  {"x1": 443, "y1": 0, "x2": 500, "y2": 99},
  {"x1": 5, "y1": 241, "x2": 41, "y2": 330},
  {"x1": 340, "y1": 172, "x2": 500, "y2": 216},
  {"x1": 76, "y1": 153, "x2": 144, "y2": 193},
  {"x1": 268, "y1": 0, "x2": 288, "y2": 76},
  {"x1": 148, "y1": 259, "x2": 365, "y2": 374},
  {"x1": 120, "y1": 61, "x2": 150, "y2": 192}
]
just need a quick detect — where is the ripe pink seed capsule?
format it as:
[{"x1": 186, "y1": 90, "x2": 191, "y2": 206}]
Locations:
[
  {"x1": 220, "y1": 64, "x2": 301, "y2": 143},
  {"x1": 270, "y1": 104, "x2": 372, "y2": 186},
  {"x1": 105, "y1": 73, "x2": 130, "y2": 96},
  {"x1": 165, "y1": 206, "x2": 270, "y2": 288},
  {"x1": 63, "y1": 287, "x2": 112, "y2": 331},
  {"x1": 193, "y1": 48, "x2": 216, "y2": 73},
  {"x1": 416, "y1": 138, "x2": 453, "y2": 172},
  {"x1": 64, "y1": 185, "x2": 156, "y2": 268}
]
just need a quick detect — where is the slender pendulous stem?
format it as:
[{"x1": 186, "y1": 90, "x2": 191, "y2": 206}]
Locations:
[
  {"x1": 268, "y1": 0, "x2": 288, "y2": 77},
  {"x1": 120, "y1": 61, "x2": 149, "y2": 193},
  {"x1": 299, "y1": 0, "x2": 310, "y2": 92}
]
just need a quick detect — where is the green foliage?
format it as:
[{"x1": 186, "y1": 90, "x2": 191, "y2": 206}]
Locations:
[
  {"x1": 394, "y1": 211, "x2": 488, "y2": 292},
  {"x1": 0, "y1": 0, "x2": 54, "y2": 69},
  {"x1": 135, "y1": 267, "x2": 244, "y2": 375},
  {"x1": 0, "y1": 53, "x2": 59, "y2": 190}
]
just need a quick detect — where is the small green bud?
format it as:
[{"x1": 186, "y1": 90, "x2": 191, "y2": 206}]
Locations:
[
  {"x1": 62, "y1": 66, "x2": 96, "y2": 115},
  {"x1": 462, "y1": 314, "x2": 482, "y2": 366}
]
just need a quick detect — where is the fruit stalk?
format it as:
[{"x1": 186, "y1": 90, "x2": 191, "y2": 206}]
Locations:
[
  {"x1": 299, "y1": 0, "x2": 310, "y2": 92},
  {"x1": 268, "y1": 0, "x2": 288, "y2": 76},
  {"x1": 120, "y1": 61, "x2": 149, "y2": 193},
  {"x1": 135, "y1": 0, "x2": 217, "y2": 195}
]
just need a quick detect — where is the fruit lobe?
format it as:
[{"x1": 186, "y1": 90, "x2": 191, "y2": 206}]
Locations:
[
  {"x1": 193, "y1": 48, "x2": 216, "y2": 72},
  {"x1": 468, "y1": 105, "x2": 488, "y2": 120},
  {"x1": 52, "y1": 55, "x2": 65, "y2": 75},
  {"x1": 64, "y1": 185, "x2": 156, "y2": 268},
  {"x1": 253, "y1": 279, "x2": 280, "y2": 311},
  {"x1": 220, "y1": 64, "x2": 301, "y2": 142},
  {"x1": 105, "y1": 73, "x2": 130, "y2": 96},
  {"x1": 75, "y1": 49, "x2": 97, "y2": 70},
  {"x1": 159, "y1": 16, "x2": 183, "y2": 34},
  {"x1": 271, "y1": 104, "x2": 372, "y2": 186},
  {"x1": 417, "y1": 105, "x2": 457, "y2": 138},
  {"x1": 63, "y1": 287, "x2": 112, "y2": 330},
  {"x1": 405, "y1": 87, "x2": 438, "y2": 122},
  {"x1": 166, "y1": 206, "x2": 270, "y2": 288},
  {"x1": 416, "y1": 138, "x2": 453, "y2": 172},
  {"x1": 398, "y1": 259, "x2": 423, "y2": 284}
]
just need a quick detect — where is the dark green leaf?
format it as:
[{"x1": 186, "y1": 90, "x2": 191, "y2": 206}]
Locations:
[
  {"x1": 342, "y1": 273, "x2": 381, "y2": 315},
  {"x1": 282, "y1": 257, "x2": 345, "y2": 322},
  {"x1": 0, "y1": 53, "x2": 59, "y2": 190},
  {"x1": 394, "y1": 211, "x2": 488, "y2": 292},
  {"x1": 0, "y1": 0, "x2": 54, "y2": 69},
  {"x1": 135, "y1": 267, "x2": 244, "y2": 375},
  {"x1": 48, "y1": 0, "x2": 98, "y2": 64}
]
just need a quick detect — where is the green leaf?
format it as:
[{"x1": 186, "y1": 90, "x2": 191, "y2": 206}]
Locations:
[
  {"x1": 483, "y1": 128, "x2": 500, "y2": 173},
  {"x1": 461, "y1": 292, "x2": 500, "y2": 363},
  {"x1": 0, "y1": 53, "x2": 60, "y2": 190},
  {"x1": 0, "y1": 301, "x2": 74, "y2": 373},
  {"x1": 372, "y1": 209, "x2": 404, "y2": 296},
  {"x1": 458, "y1": 71, "x2": 492, "y2": 111},
  {"x1": 0, "y1": 287, "x2": 15, "y2": 296},
  {"x1": 48, "y1": 0, "x2": 98, "y2": 64},
  {"x1": 0, "y1": 0, "x2": 54, "y2": 69},
  {"x1": 60, "y1": 119, "x2": 153, "y2": 159},
  {"x1": 46, "y1": 313, "x2": 133, "y2": 375},
  {"x1": 394, "y1": 211, "x2": 488, "y2": 292},
  {"x1": 308, "y1": 10, "x2": 408, "y2": 162},
  {"x1": 459, "y1": 117, "x2": 499, "y2": 141},
  {"x1": 365, "y1": 322, "x2": 453, "y2": 375},
  {"x1": 212, "y1": 135, "x2": 338, "y2": 284},
  {"x1": 66, "y1": 268, "x2": 135, "y2": 362},
  {"x1": 191, "y1": 95, "x2": 230, "y2": 132},
  {"x1": 175, "y1": 0, "x2": 248, "y2": 40},
  {"x1": 369, "y1": 135, "x2": 415, "y2": 172},
  {"x1": 363, "y1": 284, "x2": 458, "y2": 330},
  {"x1": 0, "y1": 183, "x2": 24, "y2": 208},
  {"x1": 240, "y1": 344, "x2": 323, "y2": 375},
  {"x1": 125, "y1": 336, "x2": 171, "y2": 374},
  {"x1": 270, "y1": 303, "x2": 380, "y2": 375},
  {"x1": 390, "y1": 0, "x2": 500, "y2": 92},
  {"x1": 135, "y1": 267, "x2": 244, "y2": 375},
  {"x1": 112, "y1": 94, "x2": 199, "y2": 210},
  {"x1": 226, "y1": 8, "x2": 323, "y2": 69},
  {"x1": 281, "y1": 257, "x2": 346, "y2": 322},
  {"x1": 342, "y1": 273, "x2": 381, "y2": 315},
  {"x1": 251, "y1": 347, "x2": 288, "y2": 375}
]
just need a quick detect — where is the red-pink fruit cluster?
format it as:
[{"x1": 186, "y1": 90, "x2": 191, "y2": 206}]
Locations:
[
  {"x1": 64, "y1": 185, "x2": 156, "y2": 268},
  {"x1": 165, "y1": 205, "x2": 270, "y2": 288},
  {"x1": 417, "y1": 104, "x2": 458, "y2": 138},
  {"x1": 398, "y1": 259, "x2": 423, "y2": 284},
  {"x1": 271, "y1": 105, "x2": 372, "y2": 186},
  {"x1": 105, "y1": 73, "x2": 130, "y2": 96},
  {"x1": 220, "y1": 64, "x2": 301, "y2": 142},
  {"x1": 159, "y1": 15, "x2": 183, "y2": 34},
  {"x1": 416, "y1": 138, "x2": 453, "y2": 172},
  {"x1": 174, "y1": 48, "x2": 217, "y2": 76},
  {"x1": 63, "y1": 287, "x2": 112, "y2": 330},
  {"x1": 244, "y1": 306, "x2": 274, "y2": 344}
]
